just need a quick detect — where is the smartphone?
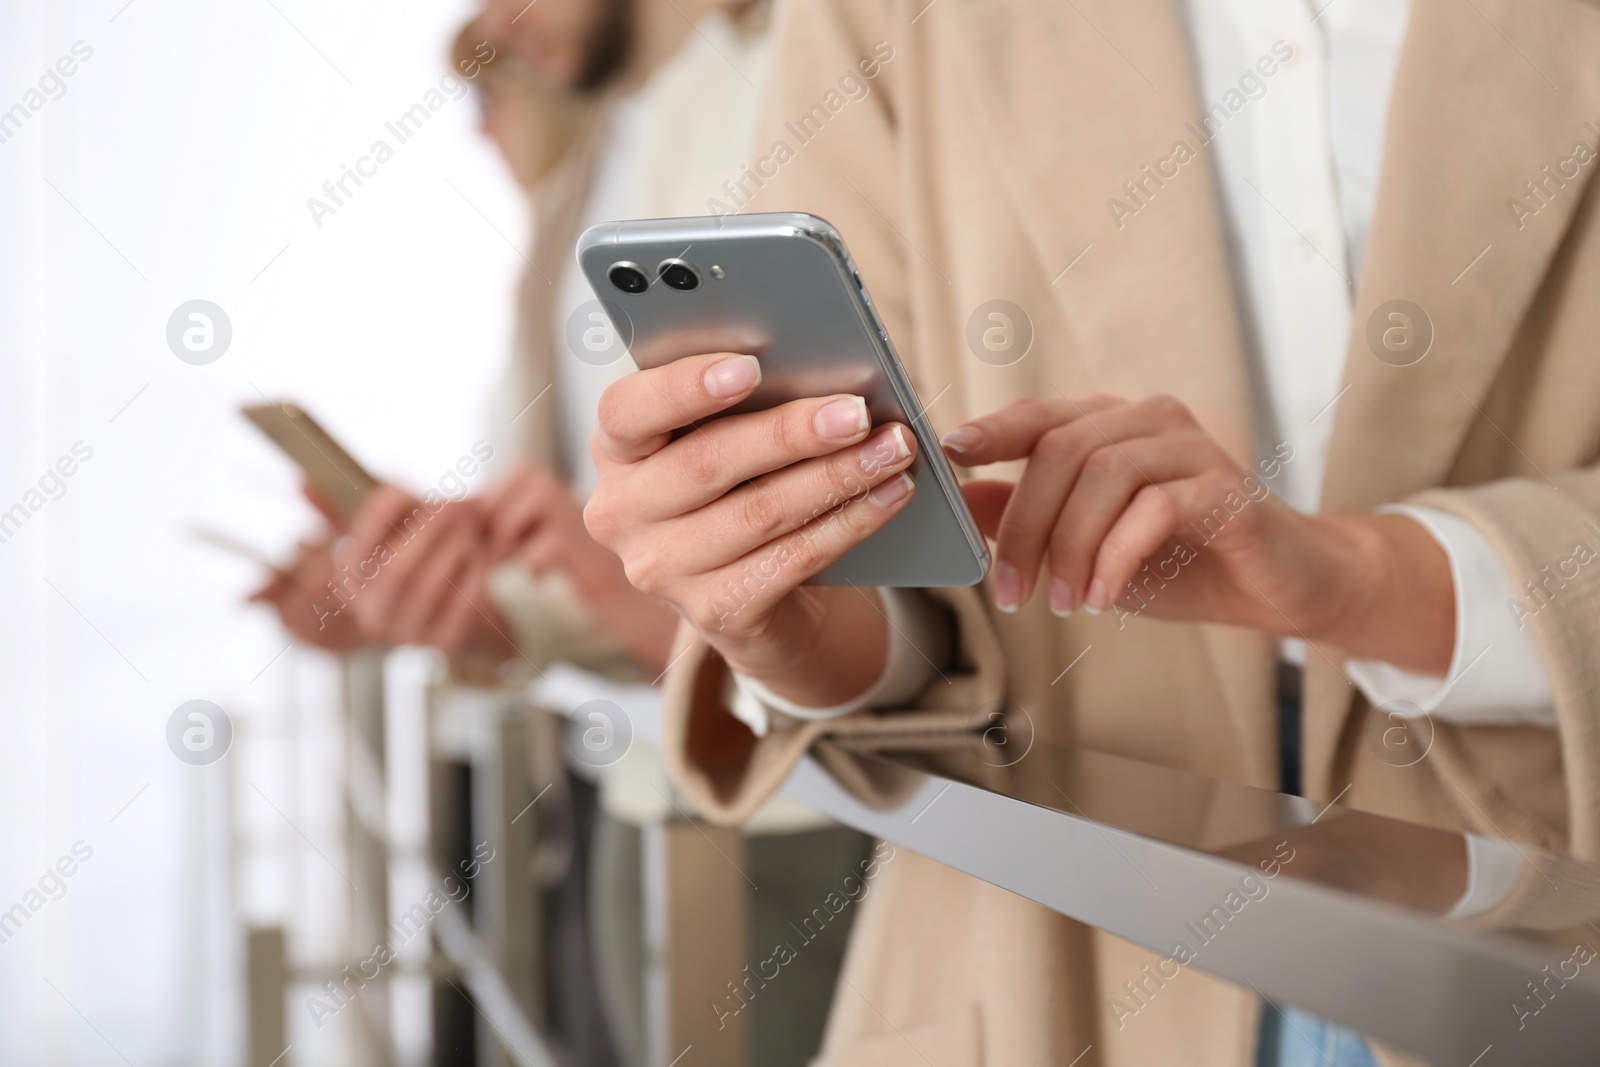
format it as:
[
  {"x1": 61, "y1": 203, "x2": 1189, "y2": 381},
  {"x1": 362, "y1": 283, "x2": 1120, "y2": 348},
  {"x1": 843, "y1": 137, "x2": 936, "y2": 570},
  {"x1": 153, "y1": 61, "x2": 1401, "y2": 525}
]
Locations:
[
  {"x1": 241, "y1": 401, "x2": 378, "y2": 521},
  {"x1": 576, "y1": 212, "x2": 989, "y2": 588}
]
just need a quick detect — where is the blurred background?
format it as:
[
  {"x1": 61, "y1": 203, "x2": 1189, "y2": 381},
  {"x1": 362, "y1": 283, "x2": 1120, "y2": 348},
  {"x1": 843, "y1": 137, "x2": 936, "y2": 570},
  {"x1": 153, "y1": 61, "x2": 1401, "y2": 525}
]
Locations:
[
  {"x1": 0, "y1": 1, "x2": 869, "y2": 1063},
  {"x1": 0, "y1": 1, "x2": 523, "y2": 1062}
]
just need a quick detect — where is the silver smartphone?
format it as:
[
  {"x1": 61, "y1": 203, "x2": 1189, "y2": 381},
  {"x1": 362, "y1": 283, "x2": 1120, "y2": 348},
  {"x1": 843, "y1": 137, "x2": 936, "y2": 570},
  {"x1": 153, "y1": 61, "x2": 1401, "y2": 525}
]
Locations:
[{"x1": 576, "y1": 212, "x2": 989, "y2": 588}]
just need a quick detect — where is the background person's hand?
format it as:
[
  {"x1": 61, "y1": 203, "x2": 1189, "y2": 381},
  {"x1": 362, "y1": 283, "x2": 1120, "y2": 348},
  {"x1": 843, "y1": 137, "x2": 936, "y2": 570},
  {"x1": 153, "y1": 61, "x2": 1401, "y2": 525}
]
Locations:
[
  {"x1": 941, "y1": 394, "x2": 1453, "y2": 674},
  {"x1": 337, "y1": 486, "x2": 511, "y2": 657},
  {"x1": 480, "y1": 459, "x2": 679, "y2": 673},
  {"x1": 248, "y1": 538, "x2": 364, "y2": 653},
  {"x1": 582, "y1": 352, "x2": 919, "y2": 707}
]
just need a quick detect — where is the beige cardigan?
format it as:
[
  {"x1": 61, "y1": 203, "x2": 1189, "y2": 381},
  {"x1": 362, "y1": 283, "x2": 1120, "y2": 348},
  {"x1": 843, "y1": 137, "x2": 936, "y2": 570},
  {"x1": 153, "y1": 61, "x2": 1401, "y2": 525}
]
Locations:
[{"x1": 657, "y1": 0, "x2": 1600, "y2": 1063}]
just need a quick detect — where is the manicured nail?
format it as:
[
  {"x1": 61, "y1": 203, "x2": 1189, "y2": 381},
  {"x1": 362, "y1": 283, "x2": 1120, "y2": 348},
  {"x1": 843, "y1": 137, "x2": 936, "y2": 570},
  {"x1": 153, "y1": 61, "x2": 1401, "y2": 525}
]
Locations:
[
  {"x1": 1083, "y1": 577, "x2": 1109, "y2": 614},
  {"x1": 993, "y1": 561, "x2": 1021, "y2": 613},
  {"x1": 816, "y1": 396, "x2": 870, "y2": 440},
  {"x1": 1049, "y1": 578, "x2": 1074, "y2": 617},
  {"x1": 704, "y1": 354, "x2": 761, "y2": 398},
  {"x1": 863, "y1": 425, "x2": 912, "y2": 470},
  {"x1": 940, "y1": 425, "x2": 982, "y2": 455},
  {"x1": 868, "y1": 472, "x2": 913, "y2": 507}
]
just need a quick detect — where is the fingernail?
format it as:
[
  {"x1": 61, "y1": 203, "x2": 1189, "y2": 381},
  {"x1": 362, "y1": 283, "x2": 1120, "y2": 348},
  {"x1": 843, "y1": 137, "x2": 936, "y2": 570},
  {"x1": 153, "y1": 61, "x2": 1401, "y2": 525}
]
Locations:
[
  {"x1": 704, "y1": 354, "x2": 761, "y2": 398},
  {"x1": 868, "y1": 472, "x2": 913, "y2": 507},
  {"x1": 940, "y1": 425, "x2": 982, "y2": 455},
  {"x1": 1049, "y1": 578, "x2": 1074, "y2": 617},
  {"x1": 863, "y1": 426, "x2": 912, "y2": 470},
  {"x1": 816, "y1": 396, "x2": 870, "y2": 440},
  {"x1": 1083, "y1": 577, "x2": 1109, "y2": 614},
  {"x1": 993, "y1": 561, "x2": 1021, "y2": 613}
]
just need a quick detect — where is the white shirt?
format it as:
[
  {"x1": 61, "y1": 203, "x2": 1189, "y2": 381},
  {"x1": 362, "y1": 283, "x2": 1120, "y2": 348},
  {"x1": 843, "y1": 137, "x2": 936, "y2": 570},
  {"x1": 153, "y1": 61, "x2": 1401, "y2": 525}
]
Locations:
[{"x1": 735, "y1": 0, "x2": 1557, "y2": 733}]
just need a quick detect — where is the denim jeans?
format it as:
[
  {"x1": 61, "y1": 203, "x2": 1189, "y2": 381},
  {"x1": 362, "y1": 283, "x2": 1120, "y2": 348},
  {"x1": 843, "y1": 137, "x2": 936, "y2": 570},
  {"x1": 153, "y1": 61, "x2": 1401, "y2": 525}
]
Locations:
[{"x1": 1257, "y1": 1004, "x2": 1380, "y2": 1067}]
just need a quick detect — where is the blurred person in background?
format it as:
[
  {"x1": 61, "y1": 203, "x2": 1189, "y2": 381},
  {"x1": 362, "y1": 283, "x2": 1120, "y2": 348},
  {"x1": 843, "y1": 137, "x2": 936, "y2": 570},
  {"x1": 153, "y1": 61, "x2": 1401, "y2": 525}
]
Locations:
[{"x1": 254, "y1": 2, "x2": 869, "y2": 1065}]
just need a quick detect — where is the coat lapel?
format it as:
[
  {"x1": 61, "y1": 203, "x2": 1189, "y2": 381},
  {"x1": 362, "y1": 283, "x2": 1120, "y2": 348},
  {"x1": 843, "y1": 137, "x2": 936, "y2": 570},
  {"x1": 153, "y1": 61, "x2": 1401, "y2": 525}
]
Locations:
[
  {"x1": 945, "y1": 0, "x2": 1280, "y2": 787},
  {"x1": 1320, "y1": 0, "x2": 1600, "y2": 514},
  {"x1": 945, "y1": 0, "x2": 1258, "y2": 454}
]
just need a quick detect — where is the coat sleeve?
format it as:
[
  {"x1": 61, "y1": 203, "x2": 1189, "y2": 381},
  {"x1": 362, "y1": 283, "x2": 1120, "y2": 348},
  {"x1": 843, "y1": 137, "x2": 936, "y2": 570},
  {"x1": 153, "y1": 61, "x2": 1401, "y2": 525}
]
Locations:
[
  {"x1": 662, "y1": 588, "x2": 1007, "y2": 824},
  {"x1": 1408, "y1": 470, "x2": 1600, "y2": 865}
]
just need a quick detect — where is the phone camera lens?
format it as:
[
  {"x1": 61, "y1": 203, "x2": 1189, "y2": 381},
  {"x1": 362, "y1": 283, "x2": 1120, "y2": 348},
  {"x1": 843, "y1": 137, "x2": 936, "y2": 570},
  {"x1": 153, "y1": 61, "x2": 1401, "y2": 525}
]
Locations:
[
  {"x1": 608, "y1": 262, "x2": 650, "y2": 294},
  {"x1": 658, "y1": 259, "x2": 701, "y2": 292}
]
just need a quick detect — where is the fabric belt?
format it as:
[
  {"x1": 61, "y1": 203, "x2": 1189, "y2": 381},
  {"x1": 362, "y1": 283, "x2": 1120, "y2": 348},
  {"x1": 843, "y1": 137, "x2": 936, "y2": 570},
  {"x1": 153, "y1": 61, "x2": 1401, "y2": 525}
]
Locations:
[{"x1": 1277, "y1": 661, "x2": 1304, "y2": 797}]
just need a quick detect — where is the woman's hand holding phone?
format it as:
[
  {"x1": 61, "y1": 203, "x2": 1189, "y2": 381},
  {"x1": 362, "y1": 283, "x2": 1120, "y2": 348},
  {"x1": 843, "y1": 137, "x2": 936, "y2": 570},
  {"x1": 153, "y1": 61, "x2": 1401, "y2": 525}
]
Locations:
[{"x1": 583, "y1": 350, "x2": 920, "y2": 707}]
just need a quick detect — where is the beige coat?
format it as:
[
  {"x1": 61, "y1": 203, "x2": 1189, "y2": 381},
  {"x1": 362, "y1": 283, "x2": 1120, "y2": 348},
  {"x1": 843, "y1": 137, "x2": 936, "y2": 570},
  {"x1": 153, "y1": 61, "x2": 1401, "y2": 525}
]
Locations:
[{"x1": 659, "y1": 0, "x2": 1600, "y2": 1063}]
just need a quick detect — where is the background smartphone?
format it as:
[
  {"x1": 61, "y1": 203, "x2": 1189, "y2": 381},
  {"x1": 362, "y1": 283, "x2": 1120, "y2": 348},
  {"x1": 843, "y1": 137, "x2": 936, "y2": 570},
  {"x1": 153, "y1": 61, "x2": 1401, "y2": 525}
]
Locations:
[
  {"x1": 241, "y1": 401, "x2": 378, "y2": 521},
  {"x1": 577, "y1": 212, "x2": 989, "y2": 588}
]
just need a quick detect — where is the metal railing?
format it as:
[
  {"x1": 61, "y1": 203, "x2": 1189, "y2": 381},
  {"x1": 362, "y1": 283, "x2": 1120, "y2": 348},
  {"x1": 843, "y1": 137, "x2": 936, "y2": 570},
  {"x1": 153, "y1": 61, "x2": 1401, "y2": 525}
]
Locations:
[
  {"x1": 779, "y1": 736, "x2": 1600, "y2": 1066},
  {"x1": 246, "y1": 653, "x2": 1600, "y2": 1066}
]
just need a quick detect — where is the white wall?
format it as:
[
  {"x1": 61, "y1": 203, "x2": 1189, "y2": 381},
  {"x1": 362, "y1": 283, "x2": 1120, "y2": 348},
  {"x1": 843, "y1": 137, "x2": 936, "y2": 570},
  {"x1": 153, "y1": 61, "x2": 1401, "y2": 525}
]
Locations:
[{"x1": 0, "y1": 0, "x2": 520, "y2": 1061}]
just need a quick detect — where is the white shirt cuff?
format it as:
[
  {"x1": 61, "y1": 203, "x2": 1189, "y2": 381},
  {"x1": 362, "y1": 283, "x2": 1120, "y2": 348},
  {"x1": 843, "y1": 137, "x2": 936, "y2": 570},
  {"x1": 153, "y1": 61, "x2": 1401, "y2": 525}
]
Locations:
[
  {"x1": 1344, "y1": 505, "x2": 1556, "y2": 727},
  {"x1": 1444, "y1": 832, "x2": 1527, "y2": 921},
  {"x1": 726, "y1": 589, "x2": 945, "y2": 738}
]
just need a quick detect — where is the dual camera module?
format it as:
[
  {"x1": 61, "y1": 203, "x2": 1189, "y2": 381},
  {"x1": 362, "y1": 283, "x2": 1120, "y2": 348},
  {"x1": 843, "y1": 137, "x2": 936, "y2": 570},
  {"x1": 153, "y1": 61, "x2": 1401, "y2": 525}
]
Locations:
[{"x1": 608, "y1": 258, "x2": 702, "y2": 294}]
